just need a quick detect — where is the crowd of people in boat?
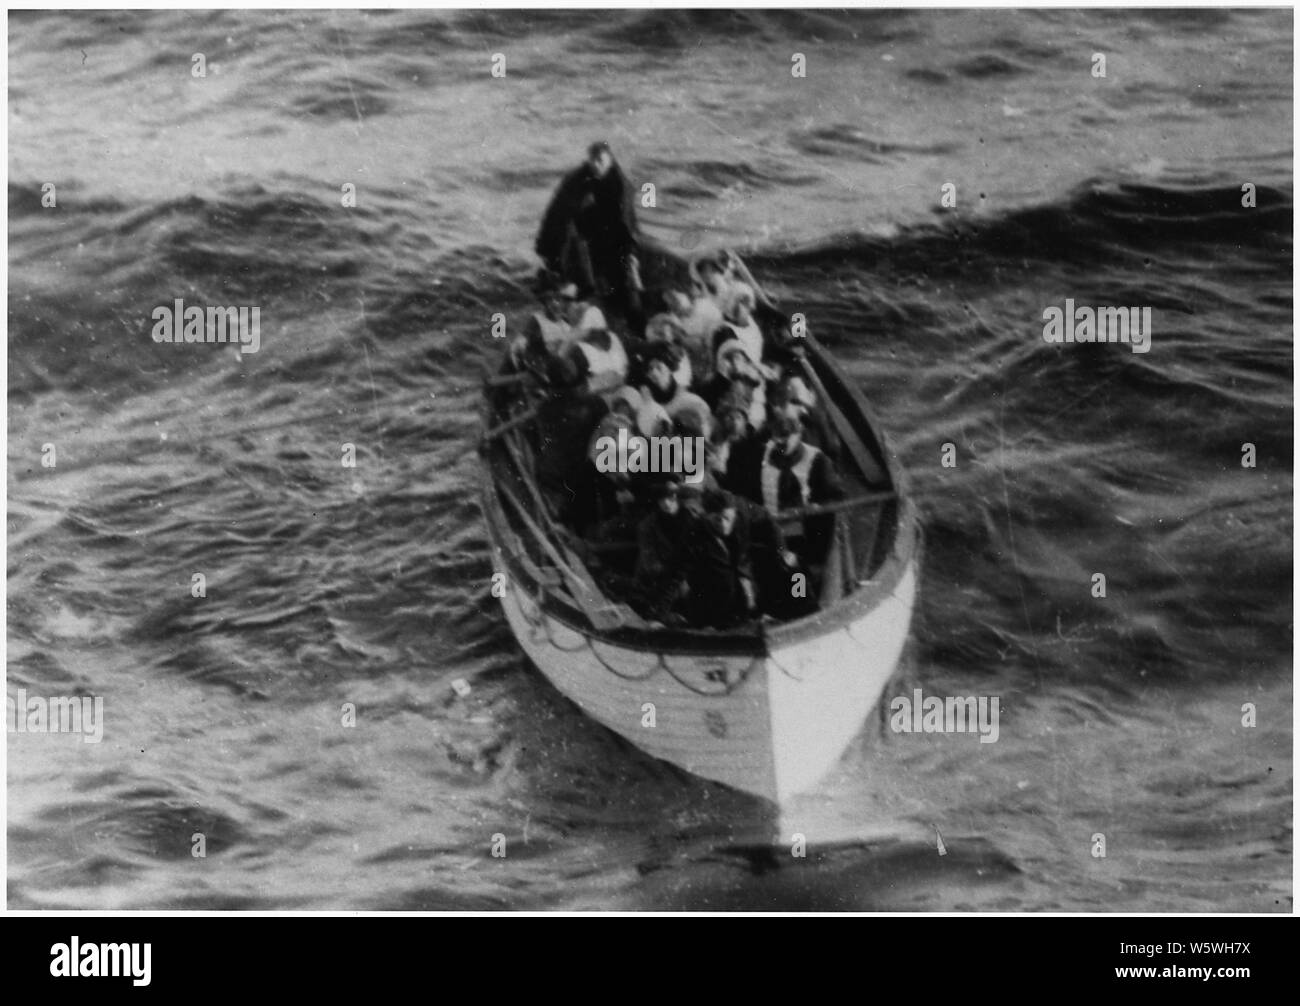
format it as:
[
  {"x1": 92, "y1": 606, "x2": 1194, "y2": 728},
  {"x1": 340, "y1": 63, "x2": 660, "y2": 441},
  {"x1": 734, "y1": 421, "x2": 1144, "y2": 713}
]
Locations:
[{"x1": 496, "y1": 142, "x2": 851, "y2": 629}]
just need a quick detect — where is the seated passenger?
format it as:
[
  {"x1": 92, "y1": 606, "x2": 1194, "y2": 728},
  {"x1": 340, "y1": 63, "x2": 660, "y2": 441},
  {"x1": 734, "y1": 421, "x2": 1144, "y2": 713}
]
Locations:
[
  {"x1": 691, "y1": 254, "x2": 736, "y2": 309},
  {"x1": 518, "y1": 273, "x2": 575, "y2": 356},
  {"x1": 654, "y1": 290, "x2": 712, "y2": 384},
  {"x1": 639, "y1": 343, "x2": 712, "y2": 431},
  {"x1": 668, "y1": 392, "x2": 712, "y2": 442},
  {"x1": 498, "y1": 277, "x2": 570, "y2": 395},
  {"x1": 709, "y1": 392, "x2": 762, "y2": 490},
  {"x1": 679, "y1": 288, "x2": 726, "y2": 374},
  {"x1": 632, "y1": 479, "x2": 693, "y2": 622},
  {"x1": 736, "y1": 413, "x2": 845, "y2": 569},
  {"x1": 535, "y1": 370, "x2": 610, "y2": 532},
  {"x1": 769, "y1": 374, "x2": 839, "y2": 462},
  {"x1": 722, "y1": 282, "x2": 764, "y2": 365},
  {"x1": 564, "y1": 327, "x2": 628, "y2": 396},
  {"x1": 704, "y1": 338, "x2": 767, "y2": 430},
  {"x1": 587, "y1": 385, "x2": 644, "y2": 510},
  {"x1": 681, "y1": 489, "x2": 756, "y2": 629},
  {"x1": 587, "y1": 390, "x2": 639, "y2": 461},
  {"x1": 727, "y1": 493, "x2": 812, "y2": 620},
  {"x1": 644, "y1": 310, "x2": 693, "y2": 388},
  {"x1": 563, "y1": 284, "x2": 608, "y2": 337},
  {"x1": 733, "y1": 413, "x2": 844, "y2": 514}
]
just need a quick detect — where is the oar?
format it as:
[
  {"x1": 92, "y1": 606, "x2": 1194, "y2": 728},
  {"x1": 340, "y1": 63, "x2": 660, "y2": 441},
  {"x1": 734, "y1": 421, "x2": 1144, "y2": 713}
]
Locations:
[
  {"x1": 794, "y1": 355, "x2": 887, "y2": 487},
  {"x1": 494, "y1": 477, "x2": 633, "y2": 633},
  {"x1": 772, "y1": 489, "x2": 895, "y2": 521},
  {"x1": 480, "y1": 404, "x2": 541, "y2": 446},
  {"x1": 483, "y1": 371, "x2": 534, "y2": 389},
  {"x1": 498, "y1": 430, "x2": 637, "y2": 631},
  {"x1": 726, "y1": 250, "x2": 778, "y2": 311}
]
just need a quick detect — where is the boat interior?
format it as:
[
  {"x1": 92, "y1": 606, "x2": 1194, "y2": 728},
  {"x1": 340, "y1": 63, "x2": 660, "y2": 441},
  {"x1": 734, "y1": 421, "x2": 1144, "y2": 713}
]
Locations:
[{"x1": 480, "y1": 242, "x2": 902, "y2": 641}]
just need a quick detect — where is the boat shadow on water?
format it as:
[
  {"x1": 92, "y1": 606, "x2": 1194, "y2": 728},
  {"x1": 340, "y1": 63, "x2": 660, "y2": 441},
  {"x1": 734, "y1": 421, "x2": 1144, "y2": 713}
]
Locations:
[{"x1": 630, "y1": 835, "x2": 1024, "y2": 912}]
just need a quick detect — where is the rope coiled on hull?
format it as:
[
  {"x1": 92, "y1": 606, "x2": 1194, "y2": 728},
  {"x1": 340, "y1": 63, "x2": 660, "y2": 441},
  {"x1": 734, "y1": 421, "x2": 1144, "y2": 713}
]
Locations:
[{"x1": 510, "y1": 586, "x2": 761, "y2": 695}]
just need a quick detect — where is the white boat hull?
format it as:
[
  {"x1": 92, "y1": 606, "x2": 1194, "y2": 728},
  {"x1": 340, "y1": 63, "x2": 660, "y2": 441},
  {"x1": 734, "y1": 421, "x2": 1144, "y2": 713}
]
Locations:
[{"x1": 494, "y1": 547, "x2": 918, "y2": 804}]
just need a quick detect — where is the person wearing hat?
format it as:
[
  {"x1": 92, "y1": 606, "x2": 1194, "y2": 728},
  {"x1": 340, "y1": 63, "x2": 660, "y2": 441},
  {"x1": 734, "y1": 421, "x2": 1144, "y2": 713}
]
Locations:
[
  {"x1": 730, "y1": 412, "x2": 844, "y2": 570},
  {"x1": 768, "y1": 374, "x2": 839, "y2": 462},
  {"x1": 709, "y1": 390, "x2": 762, "y2": 493},
  {"x1": 643, "y1": 309, "x2": 693, "y2": 388},
  {"x1": 632, "y1": 478, "x2": 693, "y2": 622},
  {"x1": 690, "y1": 254, "x2": 736, "y2": 309},
  {"x1": 586, "y1": 385, "x2": 645, "y2": 522},
  {"x1": 722, "y1": 281, "x2": 764, "y2": 366},
  {"x1": 520, "y1": 272, "x2": 575, "y2": 355},
  {"x1": 494, "y1": 273, "x2": 569, "y2": 400},
  {"x1": 678, "y1": 276, "x2": 726, "y2": 374},
  {"x1": 562, "y1": 326, "x2": 628, "y2": 396},
  {"x1": 639, "y1": 342, "x2": 712, "y2": 432},
  {"x1": 704, "y1": 336, "x2": 767, "y2": 430},
  {"x1": 731, "y1": 413, "x2": 842, "y2": 515},
  {"x1": 555, "y1": 283, "x2": 607, "y2": 337}
]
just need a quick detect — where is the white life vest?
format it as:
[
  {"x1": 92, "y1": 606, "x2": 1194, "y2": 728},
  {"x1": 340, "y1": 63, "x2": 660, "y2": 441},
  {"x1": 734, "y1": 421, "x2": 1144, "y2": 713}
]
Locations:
[
  {"x1": 731, "y1": 317, "x2": 764, "y2": 366},
  {"x1": 577, "y1": 333, "x2": 628, "y2": 394},
  {"x1": 760, "y1": 442, "x2": 822, "y2": 515},
  {"x1": 746, "y1": 380, "x2": 766, "y2": 430},
  {"x1": 674, "y1": 353, "x2": 693, "y2": 389},
  {"x1": 532, "y1": 311, "x2": 572, "y2": 352},
  {"x1": 682, "y1": 298, "x2": 723, "y2": 345},
  {"x1": 575, "y1": 305, "x2": 607, "y2": 335}
]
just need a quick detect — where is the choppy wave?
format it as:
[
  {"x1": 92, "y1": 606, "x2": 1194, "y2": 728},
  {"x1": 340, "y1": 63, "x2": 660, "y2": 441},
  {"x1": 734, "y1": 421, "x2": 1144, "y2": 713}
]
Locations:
[{"x1": 7, "y1": 7, "x2": 1291, "y2": 911}]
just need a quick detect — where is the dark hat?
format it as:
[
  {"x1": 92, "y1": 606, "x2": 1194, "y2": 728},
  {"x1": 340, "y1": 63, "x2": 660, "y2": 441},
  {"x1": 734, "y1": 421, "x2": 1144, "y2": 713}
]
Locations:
[{"x1": 644, "y1": 340, "x2": 682, "y2": 369}]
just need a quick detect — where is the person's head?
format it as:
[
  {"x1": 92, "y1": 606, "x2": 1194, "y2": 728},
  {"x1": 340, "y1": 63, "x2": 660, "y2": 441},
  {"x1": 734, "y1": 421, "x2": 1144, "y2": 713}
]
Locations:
[
  {"x1": 714, "y1": 338, "x2": 749, "y2": 381},
  {"x1": 672, "y1": 397, "x2": 711, "y2": 441},
  {"x1": 646, "y1": 358, "x2": 674, "y2": 393},
  {"x1": 702, "y1": 489, "x2": 738, "y2": 537},
  {"x1": 587, "y1": 141, "x2": 614, "y2": 179},
  {"x1": 716, "y1": 397, "x2": 750, "y2": 441},
  {"x1": 726, "y1": 283, "x2": 756, "y2": 324},
  {"x1": 610, "y1": 385, "x2": 642, "y2": 421},
  {"x1": 646, "y1": 313, "x2": 684, "y2": 346},
  {"x1": 644, "y1": 343, "x2": 680, "y2": 393},
  {"x1": 769, "y1": 412, "x2": 804, "y2": 455},
  {"x1": 782, "y1": 374, "x2": 815, "y2": 409},
  {"x1": 650, "y1": 478, "x2": 680, "y2": 515},
  {"x1": 696, "y1": 257, "x2": 726, "y2": 297},
  {"x1": 534, "y1": 272, "x2": 562, "y2": 317},
  {"x1": 556, "y1": 282, "x2": 583, "y2": 324},
  {"x1": 665, "y1": 291, "x2": 692, "y2": 318}
]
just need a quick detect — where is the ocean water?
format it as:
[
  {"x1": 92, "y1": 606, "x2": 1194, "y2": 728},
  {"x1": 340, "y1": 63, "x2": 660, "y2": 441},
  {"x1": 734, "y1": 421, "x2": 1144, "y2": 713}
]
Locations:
[{"x1": 6, "y1": 8, "x2": 1291, "y2": 911}]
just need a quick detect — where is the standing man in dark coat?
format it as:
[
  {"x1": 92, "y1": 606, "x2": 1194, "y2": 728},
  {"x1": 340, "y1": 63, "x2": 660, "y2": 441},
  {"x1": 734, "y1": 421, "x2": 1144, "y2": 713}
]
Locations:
[{"x1": 535, "y1": 141, "x2": 644, "y2": 331}]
